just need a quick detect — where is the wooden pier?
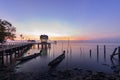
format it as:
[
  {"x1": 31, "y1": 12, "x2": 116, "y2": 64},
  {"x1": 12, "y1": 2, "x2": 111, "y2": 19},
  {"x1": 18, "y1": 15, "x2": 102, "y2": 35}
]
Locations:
[
  {"x1": 0, "y1": 41, "x2": 51, "y2": 66},
  {"x1": 0, "y1": 42, "x2": 33, "y2": 65}
]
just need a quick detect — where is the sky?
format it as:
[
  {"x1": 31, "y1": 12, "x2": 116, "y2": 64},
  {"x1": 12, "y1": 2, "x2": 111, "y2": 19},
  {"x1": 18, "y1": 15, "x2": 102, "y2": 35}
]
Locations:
[{"x1": 0, "y1": 0, "x2": 120, "y2": 40}]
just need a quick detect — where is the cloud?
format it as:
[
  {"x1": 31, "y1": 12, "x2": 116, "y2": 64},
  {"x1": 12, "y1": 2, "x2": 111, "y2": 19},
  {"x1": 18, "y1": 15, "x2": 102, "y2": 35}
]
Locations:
[{"x1": 14, "y1": 20, "x2": 79, "y2": 37}]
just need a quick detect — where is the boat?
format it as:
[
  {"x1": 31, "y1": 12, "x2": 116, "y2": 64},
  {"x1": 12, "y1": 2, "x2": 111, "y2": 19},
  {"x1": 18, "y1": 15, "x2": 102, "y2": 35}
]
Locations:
[
  {"x1": 48, "y1": 50, "x2": 65, "y2": 67},
  {"x1": 17, "y1": 50, "x2": 42, "y2": 61}
]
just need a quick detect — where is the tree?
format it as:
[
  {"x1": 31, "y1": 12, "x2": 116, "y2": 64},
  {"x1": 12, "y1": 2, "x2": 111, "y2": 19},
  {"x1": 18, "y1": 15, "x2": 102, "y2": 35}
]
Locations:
[
  {"x1": 0, "y1": 19, "x2": 16, "y2": 43},
  {"x1": 0, "y1": 20, "x2": 6, "y2": 43}
]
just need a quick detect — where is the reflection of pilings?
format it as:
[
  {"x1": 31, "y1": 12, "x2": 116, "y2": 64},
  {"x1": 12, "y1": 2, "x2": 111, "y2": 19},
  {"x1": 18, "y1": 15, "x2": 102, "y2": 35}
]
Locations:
[
  {"x1": 41, "y1": 44, "x2": 47, "y2": 49},
  {"x1": 37, "y1": 44, "x2": 40, "y2": 49},
  {"x1": 89, "y1": 49, "x2": 92, "y2": 58},
  {"x1": 104, "y1": 45, "x2": 106, "y2": 61},
  {"x1": 32, "y1": 45, "x2": 35, "y2": 49},
  {"x1": 0, "y1": 43, "x2": 33, "y2": 66},
  {"x1": 53, "y1": 44, "x2": 54, "y2": 59},
  {"x1": 1, "y1": 52, "x2": 4, "y2": 64},
  {"x1": 80, "y1": 47, "x2": 82, "y2": 54},
  {"x1": 10, "y1": 53, "x2": 12, "y2": 64},
  {"x1": 97, "y1": 45, "x2": 99, "y2": 62}
]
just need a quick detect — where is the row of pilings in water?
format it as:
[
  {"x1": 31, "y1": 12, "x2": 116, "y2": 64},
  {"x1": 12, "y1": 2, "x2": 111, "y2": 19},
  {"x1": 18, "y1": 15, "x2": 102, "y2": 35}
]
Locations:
[{"x1": 89, "y1": 45, "x2": 120, "y2": 62}]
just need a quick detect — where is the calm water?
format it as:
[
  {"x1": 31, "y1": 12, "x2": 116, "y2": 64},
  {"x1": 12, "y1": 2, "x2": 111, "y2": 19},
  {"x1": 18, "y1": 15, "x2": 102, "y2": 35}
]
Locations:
[{"x1": 16, "y1": 41, "x2": 120, "y2": 74}]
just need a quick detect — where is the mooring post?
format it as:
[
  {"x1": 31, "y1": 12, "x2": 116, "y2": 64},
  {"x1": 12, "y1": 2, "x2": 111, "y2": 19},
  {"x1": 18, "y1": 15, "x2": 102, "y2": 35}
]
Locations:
[
  {"x1": 6, "y1": 54, "x2": 8, "y2": 60},
  {"x1": 18, "y1": 49, "x2": 20, "y2": 57},
  {"x1": 118, "y1": 47, "x2": 120, "y2": 62},
  {"x1": 97, "y1": 45, "x2": 99, "y2": 62},
  {"x1": 90, "y1": 49, "x2": 92, "y2": 58},
  {"x1": 104, "y1": 45, "x2": 106, "y2": 54},
  {"x1": 41, "y1": 44, "x2": 44, "y2": 49},
  {"x1": 97, "y1": 45, "x2": 99, "y2": 54},
  {"x1": 9, "y1": 50, "x2": 13, "y2": 63},
  {"x1": 104, "y1": 45, "x2": 106, "y2": 61},
  {"x1": 10, "y1": 54, "x2": 12, "y2": 63},
  {"x1": 15, "y1": 50, "x2": 17, "y2": 58},
  {"x1": 1, "y1": 51, "x2": 4, "y2": 64}
]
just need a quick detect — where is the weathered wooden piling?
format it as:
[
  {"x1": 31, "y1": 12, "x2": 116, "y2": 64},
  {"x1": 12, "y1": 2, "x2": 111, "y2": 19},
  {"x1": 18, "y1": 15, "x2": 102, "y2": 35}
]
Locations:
[
  {"x1": 104, "y1": 45, "x2": 106, "y2": 61},
  {"x1": 104, "y1": 45, "x2": 106, "y2": 54},
  {"x1": 37, "y1": 44, "x2": 40, "y2": 49},
  {"x1": 90, "y1": 49, "x2": 92, "y2": 58},
  {"x1": 10, "y1": 53, "x2": 13, "y2": 63},
  {"x1": 97, "y1": 45, "x2": 99, "y2": 62},
  {"x1": 118, "y1": 47, "x2": 120, "y2": 62},
  {"x1": 110, "y1": 48, "x2": 117, "y2": 60},
  {"x1": 97, "y1": 45, "x2": 99, "y2": 54},
  {"x1": 1, "y1": 52, "x2": 4, "y2": 64}
]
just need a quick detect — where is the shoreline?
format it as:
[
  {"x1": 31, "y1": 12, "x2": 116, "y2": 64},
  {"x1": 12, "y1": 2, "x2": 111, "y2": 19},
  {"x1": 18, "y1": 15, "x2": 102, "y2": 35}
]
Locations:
[{"x1": 1, "y1": 67, "x2": 120, "y2": 80}]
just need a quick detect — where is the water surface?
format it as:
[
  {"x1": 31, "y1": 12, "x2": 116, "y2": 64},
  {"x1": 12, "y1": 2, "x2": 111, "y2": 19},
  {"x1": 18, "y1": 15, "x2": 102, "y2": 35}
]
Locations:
[{"x1": 16, "y1": 42, "x2": 120, "y2": 74}]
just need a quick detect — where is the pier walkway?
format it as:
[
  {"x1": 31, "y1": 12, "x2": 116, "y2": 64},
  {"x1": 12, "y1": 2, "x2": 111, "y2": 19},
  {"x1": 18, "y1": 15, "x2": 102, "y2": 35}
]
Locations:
[
  {"x1": 0, "y1": 42, "x2": 35, "y2": 65},
  {"x1": 0, "y1": 41, "x2": 51, "y2": 65}
]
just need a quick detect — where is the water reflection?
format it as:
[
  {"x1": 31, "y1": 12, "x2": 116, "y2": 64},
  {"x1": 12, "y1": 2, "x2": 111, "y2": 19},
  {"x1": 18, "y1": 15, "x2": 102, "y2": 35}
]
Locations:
[
  {"x1": 40, "y1": 47, "x2": 51, "y2": 57},
  {"x1": 110, "y1": 58, "x2": 120, "y2": 73},
  {"x1": 14, "y1": 42, "x2": 120, "y2": 73}
]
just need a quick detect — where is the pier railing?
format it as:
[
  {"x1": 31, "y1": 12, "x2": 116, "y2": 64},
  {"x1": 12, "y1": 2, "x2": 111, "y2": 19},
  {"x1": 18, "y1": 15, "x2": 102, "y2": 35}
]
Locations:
[{"x1": 0, "y1": 42, "x2": 35, "y2": 65}]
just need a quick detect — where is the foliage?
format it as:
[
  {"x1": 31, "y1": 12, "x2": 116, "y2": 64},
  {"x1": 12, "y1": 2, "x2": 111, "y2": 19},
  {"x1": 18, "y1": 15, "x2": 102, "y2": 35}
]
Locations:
[{"x1": 0, "y1": 19, "x2": 16, "y2": 43}]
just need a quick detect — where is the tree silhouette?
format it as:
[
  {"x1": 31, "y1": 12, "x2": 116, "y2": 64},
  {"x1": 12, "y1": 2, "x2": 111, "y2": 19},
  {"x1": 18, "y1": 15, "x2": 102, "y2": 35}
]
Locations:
[
  {"x1": 20, "y1": 34, "x2": 23, "y2": 40},
  {"x1": 0, "y1": 19, "x2": 16, "y2": 43}
]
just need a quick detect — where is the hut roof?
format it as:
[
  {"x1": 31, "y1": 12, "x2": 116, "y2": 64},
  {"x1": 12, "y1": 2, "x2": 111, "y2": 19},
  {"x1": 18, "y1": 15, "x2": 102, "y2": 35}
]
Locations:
[{"x1": 40, "y1": 35, "x2": 48, "y2": 39}]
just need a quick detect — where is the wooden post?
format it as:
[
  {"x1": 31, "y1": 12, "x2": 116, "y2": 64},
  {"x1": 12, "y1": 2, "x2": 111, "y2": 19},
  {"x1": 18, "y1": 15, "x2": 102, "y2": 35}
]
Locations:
[
  {"x1": 18, "y1": 49, "x2": 20, "y2": 57},
  {"x1": 97, "y1": 45, "x2": 99, "y2": 54},
  {"x1": 104, "y1": 45, "x2": 106, "y2": 54},
  {"x1": 42, "y1": 44, "x2": 43, "y2": 49},
  {"x1": 6, "y1": 54, "x2": 8, "y2": 65},
  {"x1": 9, "y1": 51, "x2": 12, "y2": 63},
  {"x1": 118, "y1": 47, "x2": 120, "y2": 62},
  {"x1": 110, "y1": 48, "x2": 117, "y2": 60},
  {"x1": 104, "y1": 45, "x2": 106, "y2": 61},
  {"x1": 1, "y1": 52, "x2": 4, "y2": 64},
  {"x1": 15, "y1": 51, "x2": 17, "y2": 58},
  {"x1": 97, "y1": 45, "x2": 99, "y2": 62},
  {"x1": 90, "y1": 49, "x2": 92, "y2": 58}
]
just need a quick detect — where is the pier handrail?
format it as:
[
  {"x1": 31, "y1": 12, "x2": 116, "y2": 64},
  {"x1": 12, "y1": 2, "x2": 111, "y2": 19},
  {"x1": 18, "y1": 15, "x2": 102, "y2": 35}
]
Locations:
[{"x1": 0, "y1": 42, "x2": 34, "y2": 52}]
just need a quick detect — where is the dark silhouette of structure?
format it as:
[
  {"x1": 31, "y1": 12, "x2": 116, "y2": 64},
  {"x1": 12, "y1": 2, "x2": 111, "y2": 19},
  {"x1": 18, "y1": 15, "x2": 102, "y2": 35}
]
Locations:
[{"x1": 40, "y1": 35, "x2": 51, "y2": 49}]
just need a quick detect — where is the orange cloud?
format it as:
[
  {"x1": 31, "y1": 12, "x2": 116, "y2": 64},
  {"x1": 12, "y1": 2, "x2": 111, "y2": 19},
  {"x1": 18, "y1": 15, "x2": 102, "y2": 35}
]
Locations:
[{"x1": 73, "y1": 36, "x2": 89, "y2": 40}]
